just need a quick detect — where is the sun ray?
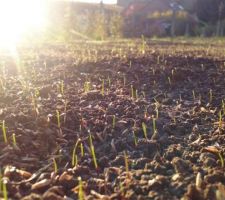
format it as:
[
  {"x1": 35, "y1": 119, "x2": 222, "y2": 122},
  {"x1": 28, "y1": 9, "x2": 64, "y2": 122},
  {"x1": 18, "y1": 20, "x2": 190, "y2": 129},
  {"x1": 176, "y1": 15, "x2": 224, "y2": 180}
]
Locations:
[{"x1": 0, "y1": 0, "x2": 47, "y2": 49}]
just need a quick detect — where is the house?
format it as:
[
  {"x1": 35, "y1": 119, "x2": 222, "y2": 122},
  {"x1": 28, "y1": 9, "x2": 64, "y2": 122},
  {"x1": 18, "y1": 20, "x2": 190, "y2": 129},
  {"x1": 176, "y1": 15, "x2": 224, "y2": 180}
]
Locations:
[{"x1": 120, "y1": 0, "x2": 196, "y2": 37}]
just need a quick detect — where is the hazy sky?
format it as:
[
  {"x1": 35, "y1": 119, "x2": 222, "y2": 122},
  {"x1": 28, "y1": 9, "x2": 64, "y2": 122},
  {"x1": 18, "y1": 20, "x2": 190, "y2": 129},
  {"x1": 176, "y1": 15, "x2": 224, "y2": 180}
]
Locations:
[{"x1": 74, "y1": 0, "x2": 117, "y2": 4}]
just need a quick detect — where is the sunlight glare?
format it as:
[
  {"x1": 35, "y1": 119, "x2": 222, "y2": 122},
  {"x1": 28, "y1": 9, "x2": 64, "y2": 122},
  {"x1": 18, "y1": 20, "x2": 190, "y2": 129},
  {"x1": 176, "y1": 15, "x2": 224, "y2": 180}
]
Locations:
[{"x1": 0, "y1": 0, "x2": 47, "y2": 48}]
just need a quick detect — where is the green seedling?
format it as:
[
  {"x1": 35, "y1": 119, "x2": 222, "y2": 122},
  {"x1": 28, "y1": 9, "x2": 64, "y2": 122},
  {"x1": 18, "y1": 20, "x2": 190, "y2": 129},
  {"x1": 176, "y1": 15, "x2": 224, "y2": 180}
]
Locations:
[
  {"x1": 131, "y1": 85, "x2": 134, "y2": 99},
  {"x1": 142, "y1": 122, "x2": 148, "y2": 139},
  {"x1": 89, "y1": 134, "x2": 98, "y2": 169},
  {"x1": 135, "y1": 90, "x2": 138, "y2": 99},
  {"x1": 168, "y1": 77, "x2": 171, "y2": 85},
  {"x1": 101, "y1": 79, "x2": 104, "y2": 96},
  {"x1": 219, "y1": 110, "x2": 223, "y2": 129},
  {"x1": 2, "y1": 178, "x2": 8, "y2": 200},
  {"x1": 222, "y1": 100, "x2": 225, "y2": 115},
  {"x1": 173, "y1": 117, "x2": 176, "y2": 124},
  {"x1": 152, "y1": 118, "x2": 157, "y2": 135},
  {"x1": 133, "y1": 130, "x2": 138, "y2": 146},
  {"x1": 209, "y1": 89, "x2": 213, "y2": 103},
  {"x1": 84, "y1": 81, "x2": 90, "y2": 93},
  {"x1": 155, "y1": 107, "x2": 159, "y2": 119},
  {"x1": 78, "y1": 177, "x2": 85, "y2": 200},
  {"x1": 124, "y1": 151, "x2": 129, "y2": 178},
  {"x1": 218, "y1": 152, "x2": 224, "y2": 168},
  {"x1": 192, "y1": 90, "x2": 196, "y2": 101},
  {"x1": 141, "y1": 35, "x2": 146, "y2": 54},
  {"x1": 72, "y1": 139, "x2": 80, "y2": 167},
  {"x1": 80, "y1": 143, "x2": 84, "y2": 157},
  {"x1": 2, "y1": 120, "x2": 7, "y2": 143},
  {"x1": 34, "y1": 88, "x2": 40, "y2": 98},
  {"x1": 12, "y1": 133, "x2": 17, "y2": 146},
  {"x1": 56, "y1": 110, "x2": 60, "y2": 128},
  {"x1": 112, "y1": 115, "x2": 116, "y2": 129},
  {"x1": 52, "y1": 158, "x2": 58, "y2": 173},
  {"x1": 0, "y1": 169, "x2": 2, "y2": 192}
]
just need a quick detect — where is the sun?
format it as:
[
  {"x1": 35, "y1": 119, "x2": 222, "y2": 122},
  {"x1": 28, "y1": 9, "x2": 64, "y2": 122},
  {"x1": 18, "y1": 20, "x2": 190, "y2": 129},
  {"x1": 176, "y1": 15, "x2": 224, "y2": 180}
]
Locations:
[{"x1": 0, "y1": 0, "x2": 47, "y2": 48}]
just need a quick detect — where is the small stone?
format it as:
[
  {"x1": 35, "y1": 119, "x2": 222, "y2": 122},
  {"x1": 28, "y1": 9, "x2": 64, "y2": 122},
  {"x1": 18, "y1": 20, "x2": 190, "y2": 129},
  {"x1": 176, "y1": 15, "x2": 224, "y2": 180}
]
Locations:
[
  {"x1": 59, "y1": 172, "x2": 76, "y2": 189},
  {"x1": 172, "y1": 173, "x2": 181, "y2": 181},
  {"x1": 172, "y1": 157, "x2": 192, "y2": 174},
  {"x1": 31, "y1": 179, "x2": 51, "y2": 191}
]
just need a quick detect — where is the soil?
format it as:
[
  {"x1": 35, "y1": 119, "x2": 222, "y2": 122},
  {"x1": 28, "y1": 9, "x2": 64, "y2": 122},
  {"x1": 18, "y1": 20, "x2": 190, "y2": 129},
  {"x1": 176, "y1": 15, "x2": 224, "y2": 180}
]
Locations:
[{"x1": 0, "y1": 39, "x2": 224, "y2": 200}]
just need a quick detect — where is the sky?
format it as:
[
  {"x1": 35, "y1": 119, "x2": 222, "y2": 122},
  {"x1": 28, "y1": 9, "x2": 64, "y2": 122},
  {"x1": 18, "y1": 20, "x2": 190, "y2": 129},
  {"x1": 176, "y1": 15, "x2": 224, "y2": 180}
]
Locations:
[{"x1": 74, "y1": 0, "x2": 117, "y2": 4}]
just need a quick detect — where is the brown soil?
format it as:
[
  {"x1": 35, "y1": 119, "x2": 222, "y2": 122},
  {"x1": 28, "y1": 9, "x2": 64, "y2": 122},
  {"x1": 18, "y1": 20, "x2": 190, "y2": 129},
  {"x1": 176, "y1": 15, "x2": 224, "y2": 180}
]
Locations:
[{"x1": 0, "y1": 40, "x2": 224, "y2": 200}]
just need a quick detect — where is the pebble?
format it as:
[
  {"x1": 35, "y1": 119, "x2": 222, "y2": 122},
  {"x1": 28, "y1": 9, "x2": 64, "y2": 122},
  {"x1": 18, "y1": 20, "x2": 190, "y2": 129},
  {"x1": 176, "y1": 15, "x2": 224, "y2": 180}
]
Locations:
[
  {"x1": 31, "y1": 179, "x2": 51, "y2": 191},
  {"x1": 59, "y1": 171, "x2": 76, "y2": 189},
  {"x1": 172, "y1": 157, "x2": 192, "y2": 174}
]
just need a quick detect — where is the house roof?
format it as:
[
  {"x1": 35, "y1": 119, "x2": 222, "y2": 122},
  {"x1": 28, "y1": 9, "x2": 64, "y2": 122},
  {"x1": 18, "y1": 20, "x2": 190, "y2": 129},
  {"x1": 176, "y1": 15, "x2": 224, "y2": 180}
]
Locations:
[{"x1": 122, "y1": 0, "x2": 178, "y2": 17}]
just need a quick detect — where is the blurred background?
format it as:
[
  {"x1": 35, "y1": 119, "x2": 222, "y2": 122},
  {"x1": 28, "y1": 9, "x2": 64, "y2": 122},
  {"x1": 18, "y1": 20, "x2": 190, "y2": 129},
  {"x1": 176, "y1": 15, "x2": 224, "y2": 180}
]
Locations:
[
  {"x1": 1, "y1": 0, "x2": 225, "y2": 45},
  {"x1": 46, "y1": 0, "x2": 225, "y2": 40}
]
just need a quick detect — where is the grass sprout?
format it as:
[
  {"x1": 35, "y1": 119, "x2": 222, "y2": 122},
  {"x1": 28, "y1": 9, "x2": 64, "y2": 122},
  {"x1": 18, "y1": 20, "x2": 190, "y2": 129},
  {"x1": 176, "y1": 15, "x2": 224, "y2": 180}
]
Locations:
[
  {"x1": 56, "y1": 110, "x2": 61, "y2": 128},
  {"x1": 131, "y1": 85, "x2": 134, "y2": 99},
  {"x1": 124, "y1": 151, "x2": 129, "y2": 178},
  {"x1": 0, "y1": 169, "x2": 2, "y2": 192},
  {"x1": 72, "y1": 139, "x2": 81, "y2": 167},
  {"x1": 2, "y1": 120, "x2": 7, "y2": 143},
  {"x1": 152, "y1": 118, "x2": 157, "y2": 135},
  {"x1": 12, "y1": 133, "x2": 17, "y2": 147},
  {"x1": 84, "y1": 81, "x2": 90, "y2": 93},
  {"x1": 2, "y1": 178, "x2": 8, "y2": 200},
  {"x1": 52, "y1": 158, "x2": 58, "y2": 173},
  {"x1": 155, "y1": 107, "x2": 159, "y2": 119},
  {"x1": 141, "y1": 35, "x2": 146, "y2": 54},
  {"x1": 218, "y1": 152, "x2": 224, "y2": 168},
  {"x1": 101, "y1": 79, "x2": 104, "y2": 96},
  {"x1": 219, "y1": 110, "x2": 223, "y2": 129},
  {"x1": 168, "y1": 77, "x2": 171, "y2": 85},
  {"x1": 133, "y1": 130, "x2": 138, "y2": 146},
  {"x1": 78, "y1": 177, "x2": 85, "y2": 200},
  {"x1": 89, "y1": 134, "x2": 98, "y2": 169},
  {"x1": 135, "y1": 90, "x2": 138, "y2": 99},
  {"x1": 142, "y1": 122, "x2": 148, "y2": 139},
  {"x1": 80, "y1": 143, "x2": 84, "y2": 157}
]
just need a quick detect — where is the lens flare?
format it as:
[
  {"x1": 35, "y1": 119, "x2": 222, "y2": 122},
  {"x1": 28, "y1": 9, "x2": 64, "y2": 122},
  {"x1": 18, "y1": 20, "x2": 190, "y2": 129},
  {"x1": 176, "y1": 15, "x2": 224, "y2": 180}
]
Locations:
[{"x1": 0, "y1": 0, "x2": 47, "y2": 48}]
